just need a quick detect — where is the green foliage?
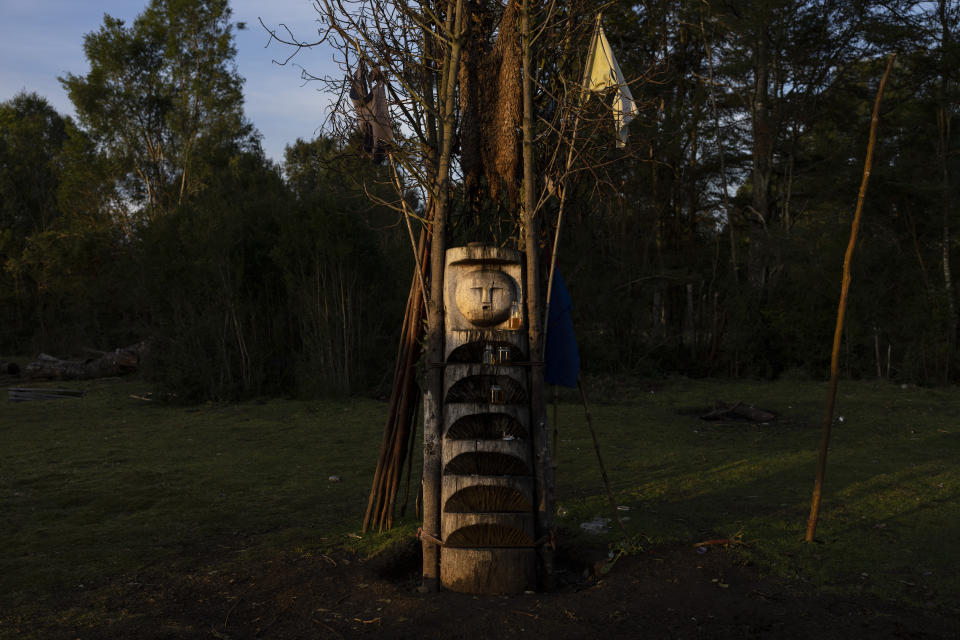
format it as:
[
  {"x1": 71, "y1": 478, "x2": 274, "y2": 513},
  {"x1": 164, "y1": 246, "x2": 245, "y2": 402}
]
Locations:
[
  {"x1": 0, "y1": 92, "x2": 66, "y2": 238},
  {"x1": 60, "y1": 0, "x2": 251, "y2": 220},
  {"x1": 546, "y1": 1, "x2": 960, "y2": 383},
  {"x1": 0, "y1": 92, "x2": 71, "y2": 351},
  {"x1": 133, "y1": 139, "x2": 408, "y2": 401},
  {"x1": 56, "y1": 120, "x2": 126, "y2": 232},
  {"x1": 277, "y1": 138, "x2": 408, "y2": 397},
  {"x1": 137, "y1": 151, "x2": 291, "y2": 400}
]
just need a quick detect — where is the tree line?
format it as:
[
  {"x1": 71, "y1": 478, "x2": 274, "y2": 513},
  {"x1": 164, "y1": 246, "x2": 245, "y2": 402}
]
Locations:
[
  {"x1": 556, "y1": 0, "x2": 960, "y2": 384},
  {"x1": 0, "y1": 0, "x2": 408, "y2": 400},
  {"x1": 2, "y1": 0, "x2": 959, "y2": 400}
]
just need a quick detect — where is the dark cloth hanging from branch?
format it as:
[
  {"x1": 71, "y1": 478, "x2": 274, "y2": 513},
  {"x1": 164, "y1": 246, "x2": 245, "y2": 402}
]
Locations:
[
  {"x1": 545, "y1": 272, "x2": 580, "y2": 388},
  {"x1": 349, "y1": 63, "x2": 394, "y2": 164}
]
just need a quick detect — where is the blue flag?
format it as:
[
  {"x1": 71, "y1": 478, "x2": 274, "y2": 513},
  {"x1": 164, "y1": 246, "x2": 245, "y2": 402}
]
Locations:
[{"x1": 544, "y1": 272, "x2": 580, "y2": 388}]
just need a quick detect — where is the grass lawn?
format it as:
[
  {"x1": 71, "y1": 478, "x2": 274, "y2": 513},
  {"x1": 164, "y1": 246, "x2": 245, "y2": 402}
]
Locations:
[
  {"x1": 552, "y1": 377, "x2": 960, "y2": 610},
  {"x1": 0, "y1": 379, "x2": 396, "y2": 604},
  {"x1": 1, "y1": 375, "x2": 958, "y2": 628}
]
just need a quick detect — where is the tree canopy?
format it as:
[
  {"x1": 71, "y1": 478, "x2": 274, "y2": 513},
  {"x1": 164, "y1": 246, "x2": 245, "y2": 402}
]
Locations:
[
  {"x1": 2, "y1": 0, "x2": 960, "y2": 396},
  {"x1": 60, "y1": 0, "x2": 252, "y2": 221}
]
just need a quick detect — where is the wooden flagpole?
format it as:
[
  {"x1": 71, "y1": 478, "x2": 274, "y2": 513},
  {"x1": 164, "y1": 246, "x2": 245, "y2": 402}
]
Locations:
[{"x1": 805, "y1": 53, "x2": 895, "y2": 542}]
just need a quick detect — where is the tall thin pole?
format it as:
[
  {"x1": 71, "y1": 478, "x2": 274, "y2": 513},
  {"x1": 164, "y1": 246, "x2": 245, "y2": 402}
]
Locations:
[
  {"x1": 521, "y1": 0, "x2": 555, "y2": 588},
  {"x1": 805, "y1": 54, "x2": 895, "y2": 542},
  {"x1": 543, "y1": 14, "x2": 599, "y2": 357}
]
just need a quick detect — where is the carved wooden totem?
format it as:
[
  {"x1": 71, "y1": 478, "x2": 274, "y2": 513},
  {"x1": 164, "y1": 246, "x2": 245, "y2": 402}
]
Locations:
[{"x1": 439, "y1": 244, "x2": 536, "y2": 593}]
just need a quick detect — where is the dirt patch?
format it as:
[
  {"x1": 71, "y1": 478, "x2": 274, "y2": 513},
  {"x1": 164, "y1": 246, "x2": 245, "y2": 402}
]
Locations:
[{"x1": 9, "y1": 541, "x2": 957, "y2": 639}]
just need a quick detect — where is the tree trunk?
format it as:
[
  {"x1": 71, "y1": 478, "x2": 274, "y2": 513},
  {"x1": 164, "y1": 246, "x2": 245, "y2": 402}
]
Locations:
[
  {"x1": 938, "y1": 0, "x2": 957, "y2": 366},
  {"x1": 944, "y1": 223, "x2": 955, "y2": 354},
  {"x1": 421, "y1": 0, "x2": 465, "y2": 593},
  {"x1": 749, "y1": 33, "x2": 773, "y2": 286},
  {"x1": 700, "y1": 4, "x2": 737, "y2": 285}
]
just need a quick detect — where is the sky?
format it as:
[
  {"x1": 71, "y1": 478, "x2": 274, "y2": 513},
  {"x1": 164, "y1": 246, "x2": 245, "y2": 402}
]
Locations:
[{"x1": 0, "y1": 0, "x2": 341, "y2": 165}]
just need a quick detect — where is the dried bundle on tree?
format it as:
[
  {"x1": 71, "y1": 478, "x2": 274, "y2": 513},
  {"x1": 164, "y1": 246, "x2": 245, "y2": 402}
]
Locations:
[{"x1": 459, "y1": 0, "x2": 522, "y2": 213}]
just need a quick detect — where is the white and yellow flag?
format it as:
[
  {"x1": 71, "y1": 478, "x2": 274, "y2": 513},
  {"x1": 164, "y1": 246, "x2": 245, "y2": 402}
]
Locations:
[{"x1": 583, "y1": 19, "x2": 637, "y2": 148}]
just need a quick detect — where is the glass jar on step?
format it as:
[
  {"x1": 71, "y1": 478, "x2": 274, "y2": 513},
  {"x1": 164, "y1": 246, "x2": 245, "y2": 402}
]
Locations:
[
  {"x1": 508, "y1": 301, "x2": 523, "y2": 330},
  {"x1": 482, "y1": 344, "x2": 496, "y2": 365}
]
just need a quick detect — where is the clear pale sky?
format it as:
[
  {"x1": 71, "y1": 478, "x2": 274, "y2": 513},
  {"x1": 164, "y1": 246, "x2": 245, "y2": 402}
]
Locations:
[{"x1": 0, "y1": 0, "x2": 340, "y2": 165}]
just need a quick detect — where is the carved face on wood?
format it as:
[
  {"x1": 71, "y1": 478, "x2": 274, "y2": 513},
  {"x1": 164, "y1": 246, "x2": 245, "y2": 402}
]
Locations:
[{"x1": 455, "y1": 269, "x2": 517, "y2": 326}]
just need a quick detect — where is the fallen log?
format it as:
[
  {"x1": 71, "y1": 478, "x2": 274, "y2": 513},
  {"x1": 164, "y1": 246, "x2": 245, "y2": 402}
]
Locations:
[
  {"x1": 25, "y1": 342, "x2": 146, "y2": 381},
  {"x1": 700, "y1": 401, "x2": 776, "y2": 423}
]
